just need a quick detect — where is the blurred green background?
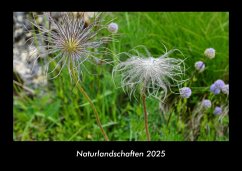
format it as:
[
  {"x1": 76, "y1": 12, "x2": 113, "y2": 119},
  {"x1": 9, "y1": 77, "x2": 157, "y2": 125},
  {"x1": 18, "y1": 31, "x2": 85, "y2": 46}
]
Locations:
[{"x1": 13, "y1": 12, "x2": 229, "y2": 141}]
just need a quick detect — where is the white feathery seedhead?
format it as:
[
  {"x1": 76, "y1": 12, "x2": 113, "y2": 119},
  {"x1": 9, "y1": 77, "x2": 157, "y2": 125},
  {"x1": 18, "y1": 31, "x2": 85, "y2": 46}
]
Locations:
[
  {"x1": 26, "y1": 12, "x2": 112, "y2": 81},
  {"x1": 113, "y1": 47, "x2": 186, "y2": 100}
]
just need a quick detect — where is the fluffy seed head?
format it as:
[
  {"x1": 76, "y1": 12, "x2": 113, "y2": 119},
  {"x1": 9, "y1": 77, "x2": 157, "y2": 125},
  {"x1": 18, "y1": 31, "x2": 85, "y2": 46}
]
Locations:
[
  {"x1": 180, "y1": 87, "x2": 192, "y2": 98},
  {"x1": 26, "y1": 12, "x2": 111, "y2": 80},
  {"x1": 204, "y1": 48, "x2": 216, "y2": 59},
  {"x1": 113, "y1": 47, "x2": 186, "y2": 100},
  {"x1": 108, "y1": 22, "x2": 118, "y2": 33},
  {"x1": 194, "y1": 61, "x2": 205, "y2": 72},
  {"x1": 222, "y1": 84, "x2": 229, "y2": 95},
  {"x1": 202, "y1": 99, "x2": 211, "y2": 109},
  {"x1": 214, "y1": 106, "x2": 222, "y2": 115}
]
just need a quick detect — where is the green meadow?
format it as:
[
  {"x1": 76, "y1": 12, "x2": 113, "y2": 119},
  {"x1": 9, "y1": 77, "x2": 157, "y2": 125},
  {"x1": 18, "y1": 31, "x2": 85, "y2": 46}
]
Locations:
[{"x1": 13, "y1": 12, "x2": 229, "y2": 141}]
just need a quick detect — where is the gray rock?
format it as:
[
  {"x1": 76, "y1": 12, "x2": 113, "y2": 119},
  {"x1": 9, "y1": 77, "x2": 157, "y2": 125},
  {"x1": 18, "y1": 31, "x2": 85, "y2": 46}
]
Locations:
[{"x1": 13, "y1": 12, "x2": 48, "y2": 91}]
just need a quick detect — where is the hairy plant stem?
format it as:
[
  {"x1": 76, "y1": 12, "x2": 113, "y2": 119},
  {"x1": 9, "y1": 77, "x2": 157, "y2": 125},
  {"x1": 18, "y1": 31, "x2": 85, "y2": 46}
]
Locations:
[
  {"x1": 142, "y1": 94, "x2": 151, "y2": 141},
  {"x1": 71, "y1": 66, "x2": 109, "y2": 141}
]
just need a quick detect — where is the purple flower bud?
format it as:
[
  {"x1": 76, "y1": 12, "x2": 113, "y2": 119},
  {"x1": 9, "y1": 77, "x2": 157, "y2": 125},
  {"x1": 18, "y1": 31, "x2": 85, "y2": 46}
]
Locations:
[
  {"x1": 214, "y1": 79, "x2": 225, "y2": 89},
  {"x1": 108, "y1": 22, "x2": 118, "y2": 33},
  {"x1": 210, "y1": 84, "x2": 220, "y2": 95},
  {"x1": 202, "y1": 99, "x2": 211, "y2": 109},
  {"x1": 222, "y1": 84, "x2": 229, "y2": 95},
  {"x1": 204, "y1": 48, "x2": 215, "y2": 59},
  {"x1": 194, "y1": 61, "x2": 205, "y2": 72},
  {"x1": 214, "y1": 106, "x2": 222, "y2": 115},
  {"x1": 180, "y1": 87, "x2": 192, "y2": 98}
]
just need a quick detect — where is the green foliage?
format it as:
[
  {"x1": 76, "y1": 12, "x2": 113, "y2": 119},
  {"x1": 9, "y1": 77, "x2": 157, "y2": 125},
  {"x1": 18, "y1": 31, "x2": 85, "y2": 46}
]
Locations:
[{"x1": 13, "y1": 12, "x2": 229, "y2": 141}]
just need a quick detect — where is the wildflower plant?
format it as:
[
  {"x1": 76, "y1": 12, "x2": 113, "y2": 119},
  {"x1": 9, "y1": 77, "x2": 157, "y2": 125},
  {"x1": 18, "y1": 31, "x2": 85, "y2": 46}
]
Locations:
[
  {"x1": 27, "y1": 12, "x2": 112, "y2": 81},
  {"x1": 214, "y1": 79, "x2": 225, "y2": 89},
  {"x1": 13, "y1": 12, "x2": 229, "y2": 141},
  {"x1": 180, "y1": 87, "x2": 192, "y2": 98},
  {"x1": 214, "y1": 106, "x2": 222, "y2": 115},
  {"x1": 210, "y1": 84, "x2": 221, "y2": 95},
  {"x1": 113, "y1": 46, "x2": 186, "y2": 100},
  {"x1": 202, "y1": 99, "x2": 212, "y2": 109},
  {"x1": 108, "y1": 22, "x2": 118, "y2": 33},
  {"x1": 204, "y1": 48, "x2": 216, "y2": 59},
  {"x1": 25, "y1": 12, "x2": 113, "y2": 141},
  {"x1": 194, "y1": 61, "x2": 205, "y2": 72},
  {"x1": 113, "y1": 46, "x2": 186, "y2": 140},
  {"x1": 210, "y1": 79, "x2": 226, "y2": 95},
  {"x1": 222, "y1": 84, "x2": 229, "y2": 95}
]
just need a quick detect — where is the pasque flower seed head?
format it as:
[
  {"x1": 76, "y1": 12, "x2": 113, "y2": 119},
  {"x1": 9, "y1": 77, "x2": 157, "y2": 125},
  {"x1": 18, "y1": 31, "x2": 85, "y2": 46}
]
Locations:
[
  {"x1": 26, "y1": 12, "x2": 112, "y2": 81},
  {"x1": 113, "y1": 47, "x2": 186, "y2": 100}
]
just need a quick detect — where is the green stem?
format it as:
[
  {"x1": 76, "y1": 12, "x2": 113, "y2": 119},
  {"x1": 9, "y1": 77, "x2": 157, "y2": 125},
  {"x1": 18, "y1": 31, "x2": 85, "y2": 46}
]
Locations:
[
  {"x1": 71, "y1": 66, "x2": 109, "y2": 141},
  {"x1": 77, "y1": 84, "x2": 109, "y2": 141},
  {"x1": 142, "y1": 94, "x2": 150, "y2": 141},
  {"x1": 167, "y1": 112, "x2": 173, "y2": 127}
]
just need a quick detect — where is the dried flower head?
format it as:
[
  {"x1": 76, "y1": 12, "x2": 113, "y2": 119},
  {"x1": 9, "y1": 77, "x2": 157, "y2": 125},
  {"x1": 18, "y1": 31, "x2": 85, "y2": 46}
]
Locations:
[
  {"x1": 214, "y1": 106, "x2": 222, "y2": 115},
  {"x1": 113, "y1": 46, "x2": 186, "y2": 100},
  {"x1": 204, "y1": 48, "x2": 215, "y2": 59},
  {"x1": 194, "y1": 61, "x2": 205, "y2": 72},
  {"x1": 180, "y1": 87, "x2": 192, "y2": 98},
  {"x1": 26, "y1": 12, "x2": 111, "y2": 80},
  {"x1": 202, "y1": 99, "x2": 211, "y2": 109},
  {"x1": 222, "y1": 84, "x2": 229, "y2": 95},
  {"x1": 108, "y1": 22, "x2": 118, "y2": 33}
]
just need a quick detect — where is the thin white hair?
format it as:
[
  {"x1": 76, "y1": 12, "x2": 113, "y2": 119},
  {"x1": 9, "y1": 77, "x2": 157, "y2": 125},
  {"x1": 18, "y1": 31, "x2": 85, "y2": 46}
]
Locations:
[{"x1": 113, "y1": 46, "x2": 187, "y2": 101}]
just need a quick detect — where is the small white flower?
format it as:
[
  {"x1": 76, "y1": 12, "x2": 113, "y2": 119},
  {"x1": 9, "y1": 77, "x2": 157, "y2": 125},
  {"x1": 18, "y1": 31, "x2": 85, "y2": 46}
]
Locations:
[
  {"x1": 113, "y1": 47, "x2": 186, "y2": 100},
  {"x1": 204, "y1": 48, "x2": 216, "y2": 59},
  {"x1": 108, "y1": 22, "x2": 118, "y2": 33}
]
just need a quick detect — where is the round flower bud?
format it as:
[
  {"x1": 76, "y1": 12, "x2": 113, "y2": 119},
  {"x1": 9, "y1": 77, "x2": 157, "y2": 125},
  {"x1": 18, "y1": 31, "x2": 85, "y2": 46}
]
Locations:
[
  {"x1": 180, "y1": 87, "x2": 192, "y2": 98},
  {"x1": 202, "y1": 99, "x2": 212, "y2": 109},
  {"x1": 194, "y1": 61, "x2": 205, "y2": 72},
  {"x1": 214, "y1": 106, "x2": 222, "y2": 115},
  {"x1": 222, "y1": 84, "x2": 229, "y2": 95},
  {"x1": 214, "y1": 79, "x2": 225, "y2": 89},
  {"x1": 108, "y1": 22, "x2": 118, "y2": 33},
  {"x1": 204, "y1": 48, "x2": 215, "y2": 59},
  {"x1": 210, "y1": 84, "x2": 220, "y2": 95}
]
